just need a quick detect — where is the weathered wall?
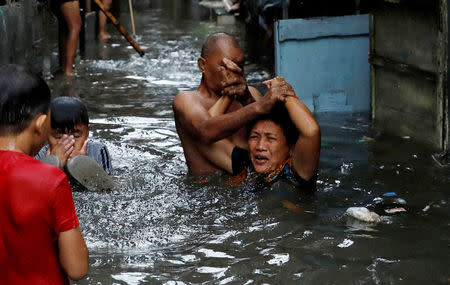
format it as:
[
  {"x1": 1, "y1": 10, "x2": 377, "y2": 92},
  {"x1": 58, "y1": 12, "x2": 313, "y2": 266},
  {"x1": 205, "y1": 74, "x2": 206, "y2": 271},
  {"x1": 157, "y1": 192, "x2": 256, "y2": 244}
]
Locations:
[
  {"x1": 0, "y1": 1, "x2": 59, "y2": 75},
  {"x1": 370, "y1": 0, "x2": 448, "y2": 149},
  {"x1": 274, "y1": 14, "x2": 370, "y2": 112}
]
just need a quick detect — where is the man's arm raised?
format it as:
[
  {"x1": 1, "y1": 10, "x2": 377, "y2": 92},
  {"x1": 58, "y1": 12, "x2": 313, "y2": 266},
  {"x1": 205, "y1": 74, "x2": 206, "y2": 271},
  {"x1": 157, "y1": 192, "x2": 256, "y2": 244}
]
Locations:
[{"x1": 173, "y1": 89, "x2": 285, "y2": 145}]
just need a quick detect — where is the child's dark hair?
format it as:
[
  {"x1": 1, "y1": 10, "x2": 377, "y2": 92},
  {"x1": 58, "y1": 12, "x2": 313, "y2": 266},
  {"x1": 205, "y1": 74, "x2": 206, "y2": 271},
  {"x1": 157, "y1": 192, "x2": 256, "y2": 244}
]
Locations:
[
  {"x1": 0, "y1": 64, "x2": 51, "y2": 136},
  {"x1": 51, "y1": 96, "x2": 89, "y2": 133},
  {"x1": 247, "y1": 102, "x2": 299, "y2": 146}
]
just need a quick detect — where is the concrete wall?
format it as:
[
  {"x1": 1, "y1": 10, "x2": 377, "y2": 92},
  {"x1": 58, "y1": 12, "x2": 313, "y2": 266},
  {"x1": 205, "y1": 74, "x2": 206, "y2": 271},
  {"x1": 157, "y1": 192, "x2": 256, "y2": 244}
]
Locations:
[
  {"x1": 370, "y1": 0, "x2": 448, "y2": 149},
  {"x1": 274, "y1": 14, "x2": 370, "y2": 112},
  {"x1": 0, "y1": 1, "x2": 59, "y2": 75}
]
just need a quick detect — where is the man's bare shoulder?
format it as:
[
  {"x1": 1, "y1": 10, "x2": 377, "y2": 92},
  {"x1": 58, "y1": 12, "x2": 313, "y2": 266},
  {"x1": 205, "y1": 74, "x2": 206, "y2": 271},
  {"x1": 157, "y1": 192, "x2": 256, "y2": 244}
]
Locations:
[
  {"x1": 173, "y1": 91, "x2": 199, "y2": 111},
  {"x1": 174, "y1": 90, "x2": 198, "y2": 102}
]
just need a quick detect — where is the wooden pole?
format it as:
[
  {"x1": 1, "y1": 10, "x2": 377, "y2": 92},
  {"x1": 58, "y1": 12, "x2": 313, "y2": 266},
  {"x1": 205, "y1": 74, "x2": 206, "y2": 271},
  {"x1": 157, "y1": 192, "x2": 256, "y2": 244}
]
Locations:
[
  {"x1": 128, "y1": 0, "x2": 136, "y2": 35},
  {"x1": 93, "y1": 0, "x2": 144, "y2": 56}
]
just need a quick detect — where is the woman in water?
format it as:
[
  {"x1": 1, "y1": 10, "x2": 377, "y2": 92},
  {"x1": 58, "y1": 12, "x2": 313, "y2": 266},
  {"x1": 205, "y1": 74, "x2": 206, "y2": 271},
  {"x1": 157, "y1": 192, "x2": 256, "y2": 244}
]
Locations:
[{"x1": 203, "y1": 77, "x2": 321, "y2": 191}]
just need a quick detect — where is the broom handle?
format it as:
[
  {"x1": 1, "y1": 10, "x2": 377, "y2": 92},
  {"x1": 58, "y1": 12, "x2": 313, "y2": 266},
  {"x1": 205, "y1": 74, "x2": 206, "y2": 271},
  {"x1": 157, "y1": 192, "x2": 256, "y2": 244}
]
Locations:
[{"x1": 94, "y1": 0, "x2": 144, "y2": 56}]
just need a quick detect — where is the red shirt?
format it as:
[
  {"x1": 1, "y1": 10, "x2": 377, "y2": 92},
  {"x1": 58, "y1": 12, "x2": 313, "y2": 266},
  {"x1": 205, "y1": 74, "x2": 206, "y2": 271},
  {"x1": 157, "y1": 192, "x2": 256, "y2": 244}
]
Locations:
[{"x1": 0, "y1": 150, "x2": 79, "y2": 285}]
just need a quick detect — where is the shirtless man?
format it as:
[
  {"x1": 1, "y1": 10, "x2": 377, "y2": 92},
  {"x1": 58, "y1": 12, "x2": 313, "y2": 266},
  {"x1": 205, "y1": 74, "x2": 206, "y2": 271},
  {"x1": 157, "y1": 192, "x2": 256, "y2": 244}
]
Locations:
[{"x1": 173, "y1": 33, "x2": 292, "y2": 175}]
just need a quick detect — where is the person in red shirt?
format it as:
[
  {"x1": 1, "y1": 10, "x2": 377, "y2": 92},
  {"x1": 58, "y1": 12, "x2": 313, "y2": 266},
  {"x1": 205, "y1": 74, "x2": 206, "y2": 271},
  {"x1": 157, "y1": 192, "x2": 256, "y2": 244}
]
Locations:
[{"x1": 0, "y1": 64, "x2": 89, "y2": 284}]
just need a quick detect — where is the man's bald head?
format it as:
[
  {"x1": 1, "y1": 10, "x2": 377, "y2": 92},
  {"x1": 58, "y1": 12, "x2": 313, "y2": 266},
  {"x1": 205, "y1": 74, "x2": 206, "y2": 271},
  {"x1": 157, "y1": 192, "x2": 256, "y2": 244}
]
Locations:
[{"x1": 201, "y1": 33, "x2": 241, "y2": 59}]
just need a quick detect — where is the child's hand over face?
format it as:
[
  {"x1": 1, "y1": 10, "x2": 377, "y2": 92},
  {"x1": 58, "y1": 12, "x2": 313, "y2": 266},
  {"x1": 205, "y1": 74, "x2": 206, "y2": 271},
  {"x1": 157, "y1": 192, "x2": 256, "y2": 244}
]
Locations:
[
  {"x1": 70, "y1": 139, "x2": 89, "y2": 158},
  {"x1": 47, "y1": 134, "x2": 75, "y2": 168}
]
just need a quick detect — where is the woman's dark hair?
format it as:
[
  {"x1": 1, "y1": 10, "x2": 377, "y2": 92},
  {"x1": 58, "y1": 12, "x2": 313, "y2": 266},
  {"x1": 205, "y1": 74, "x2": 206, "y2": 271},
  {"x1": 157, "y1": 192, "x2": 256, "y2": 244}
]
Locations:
[
  {"x1": 247, "y1": 102, "x2": 299, "y2": 146},
  {"x1": 0, "y1": 64, "x2": 51, "y2": 135},
  {"x1": 51, "y1": 96, "x2": 89, "y2": 133}
]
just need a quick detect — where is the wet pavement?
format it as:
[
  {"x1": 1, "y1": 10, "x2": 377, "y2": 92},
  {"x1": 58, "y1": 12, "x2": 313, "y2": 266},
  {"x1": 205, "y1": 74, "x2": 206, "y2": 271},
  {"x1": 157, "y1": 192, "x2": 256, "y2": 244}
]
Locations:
[{"x1": 45, "y1": 1, "x2": 449, "y2": 284}]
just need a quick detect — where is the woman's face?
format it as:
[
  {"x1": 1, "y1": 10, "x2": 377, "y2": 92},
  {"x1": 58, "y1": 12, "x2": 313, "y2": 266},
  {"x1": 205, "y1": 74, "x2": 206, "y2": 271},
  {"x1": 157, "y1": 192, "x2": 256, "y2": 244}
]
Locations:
[{"x1": 248, "y1": 120, "x2": 291, "y2": 174}]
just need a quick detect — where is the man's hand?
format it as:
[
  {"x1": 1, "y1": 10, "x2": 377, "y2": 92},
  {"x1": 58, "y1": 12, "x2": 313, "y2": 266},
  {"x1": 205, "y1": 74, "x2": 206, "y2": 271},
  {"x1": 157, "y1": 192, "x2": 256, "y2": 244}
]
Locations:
[
  {"x1": 257, "y1": 77, "x2": 297, "y2": 113},
  {"x1": 70, "y1": 139, "x2": 89, "y2": 159},
  {"x1": 220, "y1": 58, "x2": 249, "y2": 103},
  {"x1": 47, "y1": 134, "x2": 75, "y2": 168}
]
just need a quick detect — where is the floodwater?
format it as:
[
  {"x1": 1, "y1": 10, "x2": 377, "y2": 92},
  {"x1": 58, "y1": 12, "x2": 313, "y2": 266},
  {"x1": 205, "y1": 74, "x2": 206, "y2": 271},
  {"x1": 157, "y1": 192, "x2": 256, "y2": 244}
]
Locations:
[{"x1": 47, "y1": 1, "x2": 449, "y2": 284}]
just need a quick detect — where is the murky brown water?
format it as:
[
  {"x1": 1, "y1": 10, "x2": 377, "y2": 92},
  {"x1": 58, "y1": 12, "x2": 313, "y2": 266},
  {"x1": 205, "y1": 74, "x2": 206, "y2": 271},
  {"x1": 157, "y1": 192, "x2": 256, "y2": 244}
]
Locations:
[{"x1": 45, "y1": 1, "x2": 449, "y2": 284}]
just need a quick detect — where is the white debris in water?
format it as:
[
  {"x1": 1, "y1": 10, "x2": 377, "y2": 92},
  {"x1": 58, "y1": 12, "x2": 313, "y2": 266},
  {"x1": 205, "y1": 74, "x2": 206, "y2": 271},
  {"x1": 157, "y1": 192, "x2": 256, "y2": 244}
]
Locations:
[
  {"x1": 346, "y1": 207, "x2": 380, "y2": 223},
  {"x1": 422, "y1": 204, "x2": 431, "y2": 212},
  {"x1": 337, "y1": 239, "x2": 354, "y2": 248},
  {"x1": 197, "y1": 266, "x2": 229, "y2": 278},
  {"x1": 267, "y1": 253, "x2": 290, "y2": 265},
  {"x1": 198, "y1": 248, "x2": 235, "y2": 259},
  {"x1": 111, "y1": 272, "x2": 149, "y2": 285},
  {"x1": 111, "y1": 43, "x2": 121, "y2": 47}
]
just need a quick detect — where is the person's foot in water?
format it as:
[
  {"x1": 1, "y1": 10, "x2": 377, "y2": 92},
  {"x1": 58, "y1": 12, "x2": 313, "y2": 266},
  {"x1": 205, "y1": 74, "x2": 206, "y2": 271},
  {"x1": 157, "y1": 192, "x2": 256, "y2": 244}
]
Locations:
[
  {"x1": 98, "y1": 0, "x2": 112, "y2": 42},
  {"x1": 99, "y1": 32, "x2": 112, "y2": 42}
]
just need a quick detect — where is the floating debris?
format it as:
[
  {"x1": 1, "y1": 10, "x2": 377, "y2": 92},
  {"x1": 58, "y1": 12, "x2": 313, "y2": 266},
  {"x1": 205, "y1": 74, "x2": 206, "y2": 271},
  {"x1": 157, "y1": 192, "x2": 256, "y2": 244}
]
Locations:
[
  {"x1": 346, "y1": 207, "x2": 380, "y2": 223},
  {"x1": 384, "y1": 207, "x2": 406, "y2": 214},
  {"x1": 337, "y1": 239, "x2": 354, "y2": 248}
]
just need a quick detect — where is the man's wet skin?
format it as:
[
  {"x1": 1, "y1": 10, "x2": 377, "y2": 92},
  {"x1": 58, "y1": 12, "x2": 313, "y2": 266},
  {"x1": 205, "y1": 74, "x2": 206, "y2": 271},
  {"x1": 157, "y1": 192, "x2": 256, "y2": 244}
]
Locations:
[{"x1": 173, "y1": 34, "x2": 262, "y2": 175}]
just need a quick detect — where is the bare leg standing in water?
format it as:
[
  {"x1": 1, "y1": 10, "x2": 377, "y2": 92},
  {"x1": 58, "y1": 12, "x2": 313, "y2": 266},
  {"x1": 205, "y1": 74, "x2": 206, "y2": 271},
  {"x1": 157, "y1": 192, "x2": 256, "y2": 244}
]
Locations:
[
  {"x1": 98, "y1": 0, "x2": 112, "y2": 42},
  {"x1": 57, "y1": 0, "x2": 82, "y2": 76}
]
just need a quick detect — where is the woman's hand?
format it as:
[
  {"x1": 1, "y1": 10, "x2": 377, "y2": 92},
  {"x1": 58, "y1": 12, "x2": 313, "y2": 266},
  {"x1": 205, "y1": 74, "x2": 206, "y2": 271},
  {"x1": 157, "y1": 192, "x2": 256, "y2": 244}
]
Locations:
[
  {"x1": 263, "y1": 77, "x2": 297, "y2": 100},
  {"x1": 258, "y1": 77, "x2": 297, "y2": 113}
]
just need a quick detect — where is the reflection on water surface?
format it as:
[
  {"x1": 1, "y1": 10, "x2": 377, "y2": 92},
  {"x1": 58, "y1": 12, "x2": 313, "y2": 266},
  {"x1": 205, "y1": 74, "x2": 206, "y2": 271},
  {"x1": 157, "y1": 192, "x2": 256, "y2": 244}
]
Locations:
[{"x1": 45, "y1": 1, "x2": 449, "y2": 284}]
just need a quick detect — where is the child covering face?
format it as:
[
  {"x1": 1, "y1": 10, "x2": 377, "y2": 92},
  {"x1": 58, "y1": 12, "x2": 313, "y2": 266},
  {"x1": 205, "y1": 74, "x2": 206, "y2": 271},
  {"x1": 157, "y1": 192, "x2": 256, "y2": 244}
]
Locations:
[{"x1": 35, "y1": 96, "x2": 114, "y2": 175}]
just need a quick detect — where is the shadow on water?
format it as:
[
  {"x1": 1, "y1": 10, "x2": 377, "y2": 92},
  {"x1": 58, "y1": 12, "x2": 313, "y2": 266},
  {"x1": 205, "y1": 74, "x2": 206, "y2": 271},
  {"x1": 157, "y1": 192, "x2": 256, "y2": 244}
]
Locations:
[{"x1": 43, "y1": 1, "x2": 450, "y2": 284}]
